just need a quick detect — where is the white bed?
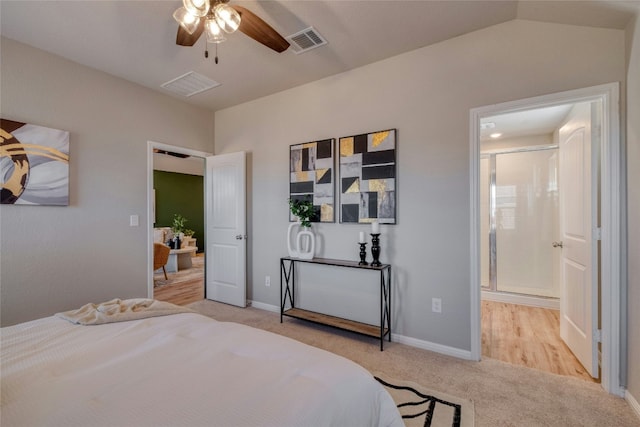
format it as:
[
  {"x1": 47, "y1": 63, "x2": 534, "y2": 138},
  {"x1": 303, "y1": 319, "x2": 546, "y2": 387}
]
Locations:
[{"x1": 1, "y1": 309, "x2": 402, "y2": 426}]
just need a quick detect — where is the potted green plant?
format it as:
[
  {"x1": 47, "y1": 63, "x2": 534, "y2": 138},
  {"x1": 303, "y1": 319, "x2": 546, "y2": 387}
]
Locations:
[
  {"x1": 171, "y1": 213, "x2": 188, "y2": 235},
  {"x1": 287, "y1": 199, "x2": 315, "y2": 259},
  {"x1": 171, "y1": 214, "x2": 188, "y2": 248},
  {"x1": 288, "y1": 199, "x2": 314, "y2": 228}
]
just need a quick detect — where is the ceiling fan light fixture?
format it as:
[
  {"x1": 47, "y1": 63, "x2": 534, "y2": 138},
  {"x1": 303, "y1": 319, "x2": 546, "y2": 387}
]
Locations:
[
  {"x1": 183, "y1": 0, "x2": 209, "y2": 18},
  {"x1": 214, "y1": 3, "x2": 241, "y2": 34},
  {"x1": 205, "y1": 18, "x2": 226, "y2": 43},
  {"x1": 173, "y1": 7, "x2": 200, "y2": 35}
]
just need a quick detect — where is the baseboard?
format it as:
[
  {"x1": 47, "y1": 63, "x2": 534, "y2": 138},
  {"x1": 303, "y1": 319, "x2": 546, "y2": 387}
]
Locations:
[
  {"x1": 249, "y1": 301, "x2": 473, "y2": 360},
  {"x1": 626, "y1": 390, "x2": 640, "y2": 420},
  {"x1": 392, "y1": 333, "x2": 474, "y2": 360},
  {"x1": 481, "y1": 290, "x2": 560, "y2": 310},
  {"x1": 248, "y1": 300, "x2": 280, "y2": 313}
]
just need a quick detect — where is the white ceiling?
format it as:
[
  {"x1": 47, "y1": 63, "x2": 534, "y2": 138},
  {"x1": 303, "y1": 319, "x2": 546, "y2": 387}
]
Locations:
[
  {"x1": 480, "y1": 104, "x2": 573, "y2": 141},
  {"x1": 1, "y1": 1, "x2": 637, "y2": 112}
]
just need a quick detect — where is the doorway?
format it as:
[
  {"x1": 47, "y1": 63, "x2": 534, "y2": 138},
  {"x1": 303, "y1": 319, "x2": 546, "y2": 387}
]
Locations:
[
  {"x1": 147, "y1": 142, "x2": 211, "y2": 306},
  {"x1": 147, "y1": 143, "x2": 248, "y2": 309},
  {"x1": 478, "y1": 104, "x2": 593, "y2": 381},
  {"x1": 469, "y1": 83, "x2": 623, "y2": 395}
]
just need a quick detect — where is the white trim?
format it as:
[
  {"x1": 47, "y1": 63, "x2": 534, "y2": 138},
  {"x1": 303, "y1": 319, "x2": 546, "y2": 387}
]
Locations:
[
  {"x1": 470, "y1": 109, "x2": 482, "y2": 362},
  {"x1": 392, "y1": 334, "x2": 473, "y2": 360},
  {"x1": 626, "y1": 390, "x2": 640, "y2": 421},
  {"x1": 469, "y1": 83, "x2": 623, "y2": 395},
  {"x1": 481, "y1": 290, "x2": 560, "y2": 310},
  {"x1": 249, "y1": 300, "x2": 280, "y2": 313},
  {"x1": 598, "y1": 84, "x2": 624, "y2": 396},
  {"x1": 147, "y1": 141, "x2": 212, "y2": 299}
]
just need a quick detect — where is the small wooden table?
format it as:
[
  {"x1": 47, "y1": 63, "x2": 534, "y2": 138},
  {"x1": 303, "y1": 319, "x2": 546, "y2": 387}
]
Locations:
[{"x1": 166, "y1": 246, "x2": 197, "y2": 272}]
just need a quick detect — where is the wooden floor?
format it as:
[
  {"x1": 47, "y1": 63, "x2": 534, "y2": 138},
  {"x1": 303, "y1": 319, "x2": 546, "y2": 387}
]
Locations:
[
  {"x1": 482, "y1": 300, "x2": 597, "y2": 382},
  {"x1": 153, "y1": 255, "x2": 204, "y2": 306}
]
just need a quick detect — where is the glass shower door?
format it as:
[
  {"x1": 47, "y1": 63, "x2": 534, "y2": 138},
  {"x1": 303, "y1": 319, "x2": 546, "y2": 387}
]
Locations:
[{"x1": 494, "y1": 149, "x2": 560, "y2": 297}]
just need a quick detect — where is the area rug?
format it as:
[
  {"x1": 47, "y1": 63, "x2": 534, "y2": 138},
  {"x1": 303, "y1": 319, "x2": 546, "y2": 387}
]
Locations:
[
  {"x1": 375, "y1": 374, "x2": 474, "y2": 427},
  {"x1": 154, "y1": 256, "x2": 204, "y2": 287}
]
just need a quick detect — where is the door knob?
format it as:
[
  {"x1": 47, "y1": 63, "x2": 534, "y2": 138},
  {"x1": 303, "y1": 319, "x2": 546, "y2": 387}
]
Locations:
[
  {"x1": 236, "y1": 234, "x2": 243, "y2": 240},
  {"x1": 552, "y1": 241, "x2": 563, "y2": 248}
]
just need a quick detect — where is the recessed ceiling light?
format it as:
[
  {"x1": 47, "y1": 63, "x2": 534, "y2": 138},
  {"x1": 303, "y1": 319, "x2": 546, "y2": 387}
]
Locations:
[
  {"x1": 490, "y1": 133, "x2": 502, "y2": 139},
  {"x1": 481, "y1": 122, "x2": 496, "y2": 130}
]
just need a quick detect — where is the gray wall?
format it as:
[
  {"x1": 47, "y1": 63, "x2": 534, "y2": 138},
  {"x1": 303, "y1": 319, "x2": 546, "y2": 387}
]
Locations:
[
  {"x1": 625, "y1": 13, "x2": 640, "y2": 405},
  {"x1": 0, "y1": 38, "x2": 215, "y2": 326},
  {"x1": 214, "y1": 20, "x2": 625, "y2": 354}
]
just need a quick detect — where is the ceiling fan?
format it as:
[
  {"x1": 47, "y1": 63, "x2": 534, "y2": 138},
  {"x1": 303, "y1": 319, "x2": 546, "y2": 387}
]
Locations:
[{"x1": 173, "y1": 0, "x2": 290, "y2": 55}]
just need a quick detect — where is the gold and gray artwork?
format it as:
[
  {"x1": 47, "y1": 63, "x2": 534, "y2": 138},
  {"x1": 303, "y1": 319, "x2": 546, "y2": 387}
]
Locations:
[
  {"x1": 340, "y1": 129, "x2": 396, "y2": 224},
  {"x1": 1, "y1": 119, "x2": 70, "y2": 205},
  {"x1": 289, "y1": 139, "x2": 334, "y2": 223}
]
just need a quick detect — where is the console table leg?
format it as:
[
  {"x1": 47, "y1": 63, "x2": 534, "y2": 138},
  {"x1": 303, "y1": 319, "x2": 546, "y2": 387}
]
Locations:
[
  {"x1": 280, "y1": 259, "x2": 284, "y2": 323},
  {"x1": 388, "y1": 267, "x2": 392, "y2": 343},
  {"x1": 380, "y1": 270, "x2": 384, "y2": 351}
]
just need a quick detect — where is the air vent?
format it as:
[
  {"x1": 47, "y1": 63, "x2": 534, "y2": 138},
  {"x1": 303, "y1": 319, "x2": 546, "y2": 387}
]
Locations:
[
  {"x1": 285, "y1": 27, "x2": 327, "y2": 54},
  {"x1": 161, "y1": 71, "x2": 220, "y2": 97}
]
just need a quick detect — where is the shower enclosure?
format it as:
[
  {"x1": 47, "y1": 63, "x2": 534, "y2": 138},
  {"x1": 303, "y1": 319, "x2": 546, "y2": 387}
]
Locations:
[{"x1": 480, "y1": 146, "x2": 560, "y2": 299}]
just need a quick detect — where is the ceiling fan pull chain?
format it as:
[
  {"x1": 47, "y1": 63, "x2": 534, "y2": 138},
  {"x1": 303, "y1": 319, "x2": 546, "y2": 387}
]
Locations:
[
  {"x1": 215, "y1": 43, "x2": 219, "y2": 64},
  {"x1": 204, "y1": 40, "x2": 209, "y2": 58}
]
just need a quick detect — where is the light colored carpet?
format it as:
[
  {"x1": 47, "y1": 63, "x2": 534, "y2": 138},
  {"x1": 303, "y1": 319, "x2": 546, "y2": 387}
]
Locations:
[{"x1": 187, "y1": 299, "x2": 639, "y2": 427}]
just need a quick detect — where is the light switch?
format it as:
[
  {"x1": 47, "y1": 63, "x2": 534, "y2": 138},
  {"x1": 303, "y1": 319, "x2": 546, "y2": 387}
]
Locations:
[{"x1": 130, "y1": 215, "x2": 139, "y2": 227}]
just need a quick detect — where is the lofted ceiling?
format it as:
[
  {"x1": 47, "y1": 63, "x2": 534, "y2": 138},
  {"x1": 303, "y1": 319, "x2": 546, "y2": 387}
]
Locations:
[{"x1": 1, "y1": 1, "x2": 637, "y2": 113}]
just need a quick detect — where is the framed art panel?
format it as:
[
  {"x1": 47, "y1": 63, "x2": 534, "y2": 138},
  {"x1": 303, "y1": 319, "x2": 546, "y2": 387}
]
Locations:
[
  {"x1": 289, "y1": 139, "x2": 335, "y2": 223},
  {"x1": 1, "y1": 119, "x2": 70, "y2": 206},
  {"x1": 339, "y1": 129, "x2": 396, "y2": 224}
]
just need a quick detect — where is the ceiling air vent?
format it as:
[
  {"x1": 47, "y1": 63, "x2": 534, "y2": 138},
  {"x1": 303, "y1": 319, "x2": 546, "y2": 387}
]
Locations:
[
  {"x1": 161, "y1": 71, "x2": 220, "y2": 97},
  {"x1": 285, "y1": 27, "x2": 327, "y2": 54}
]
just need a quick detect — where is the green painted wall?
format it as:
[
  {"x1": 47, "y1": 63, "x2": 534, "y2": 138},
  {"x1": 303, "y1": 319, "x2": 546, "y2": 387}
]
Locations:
[{"x1": 154, "y1": 170, "x2": 204, "y2": 252}]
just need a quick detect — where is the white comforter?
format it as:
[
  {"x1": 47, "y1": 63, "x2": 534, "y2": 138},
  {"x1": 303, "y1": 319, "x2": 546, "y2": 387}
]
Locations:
[{"x1": 1, "y1": 312, "x2": 402, "y2": 427}]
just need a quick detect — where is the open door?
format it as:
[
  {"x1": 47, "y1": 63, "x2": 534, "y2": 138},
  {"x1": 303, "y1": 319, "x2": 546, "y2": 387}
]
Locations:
[
  {"x1": 205, "y1": 151, "x2": 247, "y2": 307},
  {"x1": 558, "y1": 102, "x2": 599, "y2": 378}
]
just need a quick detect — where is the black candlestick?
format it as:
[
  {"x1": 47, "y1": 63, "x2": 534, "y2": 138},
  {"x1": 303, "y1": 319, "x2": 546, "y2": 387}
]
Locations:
[
  {"x1": 370, "y1": 233, "x2": 381, "y2": 267},
  {"x1": 358, "y1": 242, "x2": 368, "y2": 265}
]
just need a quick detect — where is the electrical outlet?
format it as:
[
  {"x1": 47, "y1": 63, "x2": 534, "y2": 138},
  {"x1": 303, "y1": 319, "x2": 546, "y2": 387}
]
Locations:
[
  {"x1": 432, "y1": 298, "x2": 442, "y2": 313},
  {"x1": 265, "y1": 276, "x2": 271, "y2": 287}
]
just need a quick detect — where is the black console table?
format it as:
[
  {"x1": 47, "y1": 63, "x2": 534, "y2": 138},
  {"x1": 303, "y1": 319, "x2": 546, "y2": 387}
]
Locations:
[{"x1": 280, "y1": 257, "x2": 391, "y2": 351}]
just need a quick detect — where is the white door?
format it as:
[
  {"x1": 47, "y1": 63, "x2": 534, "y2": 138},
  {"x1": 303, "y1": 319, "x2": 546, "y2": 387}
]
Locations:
[
  {"x1": 205, "y1": 151, "x2": 246, "y2": 307},
  {"x1": 558, "y1": 102, "x2": 599, "y2": 378}
]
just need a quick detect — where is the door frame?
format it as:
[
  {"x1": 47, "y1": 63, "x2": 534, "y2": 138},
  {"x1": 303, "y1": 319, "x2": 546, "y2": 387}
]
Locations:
[
  {"x1": 146, "y1": 141, "x2": 212, "y2": 298},
  {"x1": 469, "y1": 83, "x2": 623, "y2": 395}
]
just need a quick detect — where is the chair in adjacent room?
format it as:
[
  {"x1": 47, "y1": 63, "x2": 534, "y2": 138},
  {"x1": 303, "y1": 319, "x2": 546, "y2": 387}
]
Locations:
[{"x1": 153, "y1": 242, "x2": 171, "y2": 282}]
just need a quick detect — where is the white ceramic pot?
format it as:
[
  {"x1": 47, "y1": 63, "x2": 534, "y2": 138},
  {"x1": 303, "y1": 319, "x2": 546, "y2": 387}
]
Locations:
[{"x1": 287, "y1": 221, "x2": 315, "y2": 259}]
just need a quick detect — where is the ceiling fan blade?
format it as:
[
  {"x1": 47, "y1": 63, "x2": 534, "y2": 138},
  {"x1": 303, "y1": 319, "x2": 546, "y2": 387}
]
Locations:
[
  {"x1": 176, "y1": 20, "x2": 205, "y2": 46},
  {"x1": 232, "y1": 6, "x2": 290, "y2": 53}
]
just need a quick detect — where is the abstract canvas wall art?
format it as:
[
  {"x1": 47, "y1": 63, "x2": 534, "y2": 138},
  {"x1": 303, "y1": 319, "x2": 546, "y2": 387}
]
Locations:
[
  {"x1": 289, "y1": 139, "x2": 334, "y2": 223},
  {"x1": 339, "y1": 129, "x2": 396, "y2": 224},
  {"x1": 1, "y1": 119, "x2": 70, "y2": 205}
]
